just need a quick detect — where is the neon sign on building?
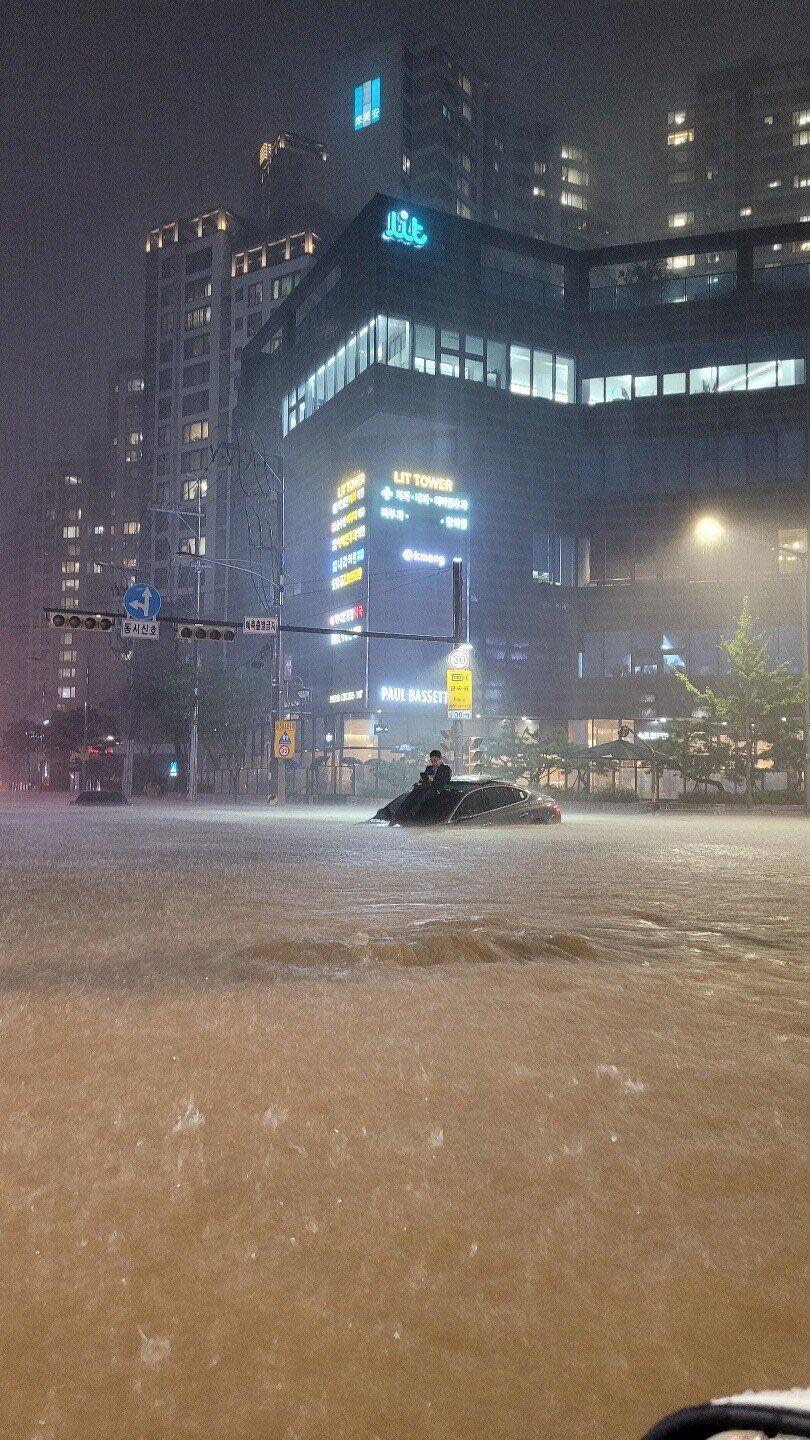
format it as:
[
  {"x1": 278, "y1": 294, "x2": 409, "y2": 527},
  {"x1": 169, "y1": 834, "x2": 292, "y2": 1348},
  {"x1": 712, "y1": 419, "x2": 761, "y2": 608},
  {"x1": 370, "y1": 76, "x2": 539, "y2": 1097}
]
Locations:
[
  {"x1": 381, "y1": 208, "x2": 429, "y2": 248},
  {"x1": 354, "y1": 79, "x2": 381, "y2": 130}
]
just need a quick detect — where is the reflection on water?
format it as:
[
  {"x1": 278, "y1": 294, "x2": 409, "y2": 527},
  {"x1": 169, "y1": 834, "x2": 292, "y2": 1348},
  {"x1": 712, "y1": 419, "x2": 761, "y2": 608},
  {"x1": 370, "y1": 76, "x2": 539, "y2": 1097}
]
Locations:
[{"x1": 0, "y1": 800, "x2": 806, "y2": 1439}]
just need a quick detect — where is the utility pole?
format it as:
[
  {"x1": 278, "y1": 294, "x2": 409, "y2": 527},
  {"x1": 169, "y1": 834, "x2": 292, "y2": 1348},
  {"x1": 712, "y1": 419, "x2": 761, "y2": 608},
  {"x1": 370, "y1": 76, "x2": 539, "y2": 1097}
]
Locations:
[{"x1": 187, "y1": 481, "x2": 203, "y2": 803}]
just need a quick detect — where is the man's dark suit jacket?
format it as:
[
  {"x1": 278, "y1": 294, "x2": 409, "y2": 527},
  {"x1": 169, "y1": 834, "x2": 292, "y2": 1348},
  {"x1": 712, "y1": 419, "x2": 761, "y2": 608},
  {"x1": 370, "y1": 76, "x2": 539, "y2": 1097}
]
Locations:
[{"x1": 419, "y1": 762, "x2": 452, "y2": 788}]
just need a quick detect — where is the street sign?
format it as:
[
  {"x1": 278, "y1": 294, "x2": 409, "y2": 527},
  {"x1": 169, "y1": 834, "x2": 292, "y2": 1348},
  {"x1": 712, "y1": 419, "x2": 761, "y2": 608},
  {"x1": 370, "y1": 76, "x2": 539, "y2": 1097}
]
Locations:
[
  {"x1": 120, "y1": 617, "x2": 160, "y2": 641},
  {"x1": 244, "y1": 616, "x2": 279, "y2": 635},
  {"x1": 446, "y1": 667, "x2": 473, "y2": 718},
  {"x1": 273, "y1": 720, "x2": 297, "y2": 759},
  {"x1": 123, "y1": 583, "x2": 162, "y2": 620}
]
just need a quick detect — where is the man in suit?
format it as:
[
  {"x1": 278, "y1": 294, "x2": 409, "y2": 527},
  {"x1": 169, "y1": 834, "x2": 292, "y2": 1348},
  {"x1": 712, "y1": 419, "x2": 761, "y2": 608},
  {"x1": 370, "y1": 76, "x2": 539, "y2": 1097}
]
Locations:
[
  {"x1": 419, "y1": 749, "x2": 452, "y2": 789},
  {"x1": 396, "y1": 749, "x2": 452, "y2": 820}
]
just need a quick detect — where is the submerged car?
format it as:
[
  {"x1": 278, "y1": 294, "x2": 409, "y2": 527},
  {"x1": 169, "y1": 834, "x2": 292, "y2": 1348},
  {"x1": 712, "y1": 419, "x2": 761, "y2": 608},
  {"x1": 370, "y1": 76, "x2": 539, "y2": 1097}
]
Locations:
[
  {"x1": 72, "y1": 789, "x2": 129, "y2": 806},
  {"x1": 372, "y1": 778, "x2": 562, "y2": 827}
]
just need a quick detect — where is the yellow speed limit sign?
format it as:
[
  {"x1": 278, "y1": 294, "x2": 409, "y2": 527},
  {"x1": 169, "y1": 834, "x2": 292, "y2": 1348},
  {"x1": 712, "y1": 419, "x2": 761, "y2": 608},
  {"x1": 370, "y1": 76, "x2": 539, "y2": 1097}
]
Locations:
[
  {"x1": 446, "y1": 667, "x2": 472, "y2": 717},
  {"x1": 273, "y1": 720, "x2": 297, "y2": 759}
]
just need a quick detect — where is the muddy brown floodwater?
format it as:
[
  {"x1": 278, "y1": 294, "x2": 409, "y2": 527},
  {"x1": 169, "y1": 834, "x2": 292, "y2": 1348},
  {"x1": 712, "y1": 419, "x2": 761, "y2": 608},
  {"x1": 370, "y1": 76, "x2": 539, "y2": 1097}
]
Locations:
[{"x1": 0, "y1": 797, "x2": 807, "y2": 1440}]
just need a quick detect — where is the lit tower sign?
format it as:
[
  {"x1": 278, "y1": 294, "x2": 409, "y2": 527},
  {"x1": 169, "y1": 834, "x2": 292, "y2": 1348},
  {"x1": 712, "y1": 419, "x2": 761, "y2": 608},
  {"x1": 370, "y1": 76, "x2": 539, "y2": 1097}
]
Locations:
[
  {"x1": 381, "y1": 208, "x2": 429, "y2": 249},
  {"x1": 327, "y1": 471, "x2": 369, "y2": 705}
]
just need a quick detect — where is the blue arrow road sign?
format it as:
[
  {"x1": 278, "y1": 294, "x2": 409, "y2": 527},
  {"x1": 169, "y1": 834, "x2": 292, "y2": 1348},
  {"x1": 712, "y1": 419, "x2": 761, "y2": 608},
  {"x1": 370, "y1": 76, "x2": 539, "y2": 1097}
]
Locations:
[{"x1": 123, "y1": 583, "x2": 162, "y2": 620}]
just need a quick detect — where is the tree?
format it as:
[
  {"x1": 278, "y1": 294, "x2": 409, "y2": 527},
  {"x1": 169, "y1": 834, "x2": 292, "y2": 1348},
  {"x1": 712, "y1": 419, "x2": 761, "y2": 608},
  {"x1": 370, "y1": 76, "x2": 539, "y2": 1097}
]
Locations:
[
  {"x1": 1, "y1": 721, "x2": 42, "y2": 787},
  {"x1": 198, "y1": 666, "x2": 269, "y2": 796},
  {"x1": 657, "y1": 713, "x2": 732, "y2": 795},
  {"x1": 676, "y1": 598, "x2": 807, "y2": 806},
  {"x1": 131, "y1": 660, "x2": 196, "y2": 786}
]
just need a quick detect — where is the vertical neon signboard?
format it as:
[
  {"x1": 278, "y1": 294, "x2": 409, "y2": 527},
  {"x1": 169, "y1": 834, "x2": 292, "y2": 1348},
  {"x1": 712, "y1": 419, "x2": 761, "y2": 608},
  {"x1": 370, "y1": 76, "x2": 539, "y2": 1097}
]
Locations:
[{"x1": 354, "y1": 78, "x2": 381, "y2": 130}]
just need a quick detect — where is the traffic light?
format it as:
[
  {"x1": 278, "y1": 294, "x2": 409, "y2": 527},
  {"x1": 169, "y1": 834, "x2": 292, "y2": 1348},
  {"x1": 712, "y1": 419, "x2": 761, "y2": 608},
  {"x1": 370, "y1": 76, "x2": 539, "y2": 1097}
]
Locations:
[
  {"x1": 176, "y1": 622, "x2": 237, "y2": 643},
  {"x1": 468, "y1": 736, "x2": 484, "y2": 772},
  {"x1": 47, "y1": 609, "x2": 114, "y2": 632}
]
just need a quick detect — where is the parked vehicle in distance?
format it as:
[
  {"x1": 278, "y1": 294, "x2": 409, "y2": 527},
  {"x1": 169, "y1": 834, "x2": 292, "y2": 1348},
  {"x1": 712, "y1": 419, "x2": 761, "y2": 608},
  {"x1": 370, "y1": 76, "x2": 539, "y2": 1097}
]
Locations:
[
  {"x1": 72, "y1": 790, "x2": 129, "y2": 806},
  {"x1": 371, "y1": 778, "x2": 562, "y2": 827}
]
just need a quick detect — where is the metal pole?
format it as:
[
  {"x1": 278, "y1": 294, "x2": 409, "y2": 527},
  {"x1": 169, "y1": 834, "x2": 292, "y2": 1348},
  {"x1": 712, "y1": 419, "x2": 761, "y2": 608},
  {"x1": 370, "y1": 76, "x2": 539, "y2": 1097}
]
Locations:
[
  {"x1": 452, "y1": 560, "x2": 464, "y2": 646},
  {"x1": 188, "y1": 485, "x2": 202, "y2": 803},
  {"x1": 795, "y1": 552, "x2": 801, "y2": 812}
]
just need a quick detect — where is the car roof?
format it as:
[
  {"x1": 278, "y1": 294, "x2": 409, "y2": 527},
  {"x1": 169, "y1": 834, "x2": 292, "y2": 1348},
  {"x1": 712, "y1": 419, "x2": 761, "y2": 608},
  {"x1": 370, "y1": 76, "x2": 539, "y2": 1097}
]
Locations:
[{"x1": 447, "y1": 777, "x2": 515, "y2": 792}]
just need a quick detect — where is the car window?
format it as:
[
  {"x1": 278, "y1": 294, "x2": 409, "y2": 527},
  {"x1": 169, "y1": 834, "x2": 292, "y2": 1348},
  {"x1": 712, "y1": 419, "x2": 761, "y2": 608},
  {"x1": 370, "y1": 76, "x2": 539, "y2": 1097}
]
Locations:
[
  {"x1": 483, "y1": 786, "x2": 520, "y2": 810},
  {"x1": 454, "y1": 789, "x2": 488, "y2": 819}
]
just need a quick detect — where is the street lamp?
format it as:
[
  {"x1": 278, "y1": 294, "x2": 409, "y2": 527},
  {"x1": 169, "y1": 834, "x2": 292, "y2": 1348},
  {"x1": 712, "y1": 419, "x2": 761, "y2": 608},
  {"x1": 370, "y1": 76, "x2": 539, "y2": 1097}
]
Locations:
[{"x1": 694, "y1": 514, "x2": 725, "y2": 546}]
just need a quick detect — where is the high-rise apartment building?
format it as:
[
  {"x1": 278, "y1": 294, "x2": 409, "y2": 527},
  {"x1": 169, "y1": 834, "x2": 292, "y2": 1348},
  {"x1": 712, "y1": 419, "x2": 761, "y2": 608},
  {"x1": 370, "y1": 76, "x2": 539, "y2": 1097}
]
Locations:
[
  {"x1": 140, "y1": 205, "x2": 321, "y2": 617},
  {"x1": 323, "y1": 29, "x2": 607, "y2": 243},
  {"x1": 255, "y1": 132, "x2": 332, "y2": 238},
  {"x1": 22, "y1": 364, "x2": 146, "y2": 723},
  {"x1": 658, "y1": 57, "x2": 810, "y2": 238}
]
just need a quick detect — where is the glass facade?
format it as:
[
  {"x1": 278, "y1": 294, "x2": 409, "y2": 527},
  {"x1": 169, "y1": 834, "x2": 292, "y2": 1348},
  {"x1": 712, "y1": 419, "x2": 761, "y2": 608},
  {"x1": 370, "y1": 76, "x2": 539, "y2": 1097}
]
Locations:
[
  {"x1": 582, "y1": 357, "x2": 805, "y2": 404},
  {"x1": 282, "y1": 317, "x2": 576, "y2": 434}
]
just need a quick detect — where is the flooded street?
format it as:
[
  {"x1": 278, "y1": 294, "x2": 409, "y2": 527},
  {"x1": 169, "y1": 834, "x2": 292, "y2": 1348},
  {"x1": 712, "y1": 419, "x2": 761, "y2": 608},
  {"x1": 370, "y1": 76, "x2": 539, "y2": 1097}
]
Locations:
[{"x1": 0, "y1": 797, "x2": 806, "y2": 1440}]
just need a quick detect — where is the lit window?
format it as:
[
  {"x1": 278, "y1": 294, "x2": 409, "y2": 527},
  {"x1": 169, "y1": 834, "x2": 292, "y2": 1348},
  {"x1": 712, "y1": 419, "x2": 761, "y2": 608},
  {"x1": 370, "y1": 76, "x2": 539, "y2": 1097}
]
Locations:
[
  {"x1": 668, "y1": 210, "x2": 694, "y2": 229},
  {"x1": 402, "y1": 153, "x2": 411, "y2": 175},
  {"x1": 634, "y1": 375, "x2": 657, "y2": 398},
  {"x1": 562, "y1": 166, "x2": 588, "y2": 187},
  {"x1": 794, "y1": 109, "x2": 810, "y2": 127},
  {"x1": 123, "y1": 521, "x2": 140, "y2": 535},
  {"x1": 184, "y1": 305, "x2": 211, "y2": 331},
  {"x1": 93, "y1": 524, "x2": 105, "y2": 535},
  {"x1": 582, "y1": 378, "x2": 604, "y2": 405},
  {"x1": 662, "y1": 372, "x2": 686, "y2": 395},
  {"x1": 353, "y1": 77, "x2": 381, "y2": 130},
  {"x1": 746, "y1": 359, "x2": 777, "y2": 390},
  {"x1": 794, "y1": 175, "x2": 810, "y2": 188},
  {"x1": 605, "y1": 375, "x2": 632, "y2": 402},
  {"x1": 667, "y1": 253, "x2": 695, "y2": 271},
  {"x1": 793, "y1": 130, "x2": 810, "y2": 147},
  {"x1": 767, "y1": 178, "x2": 782, "y2": 188},
  {"x1": 667, "y1": 129, "x2": 693, "y2": 146},
  {"x1": 778, "y1": 527, "x2": 808, "y2": 573},
  {"x1": 689, "y1": 366, "x2": 718, "y2": 394},
  {"x1": 739, "y1": 206, "x2": 752, "y2": 217},
  {"x1": 667, "y1": 110, "x2": 686, "y2": 126},
  {"x1": 62, "y1": 525, "x2": 79, "y2": 538},
  {"x1": 561, "y1": 190, "x2": 586, "y2": 210},
  {"x1": 532, "y1": 184, "x2": 545, "y2": 198},
  {"x1": 561, "y1": 144, "x2": 584, "y2": 161},
  {"x1": 509, "y1": 344, "x2": 531, "y2": 396},
  {"x1": 182, "y1": 419, "x2": 209, "y2": 445},
  {"x1": 456, "y1": 200, "x2": 472, "y2": 219}
]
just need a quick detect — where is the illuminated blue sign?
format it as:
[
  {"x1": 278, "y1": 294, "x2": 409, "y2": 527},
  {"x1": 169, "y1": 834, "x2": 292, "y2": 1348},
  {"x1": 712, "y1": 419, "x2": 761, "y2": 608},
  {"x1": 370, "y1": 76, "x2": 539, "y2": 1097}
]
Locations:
[
  {"x1": 354, "y1": 78, "x2": 381, "y2": 130},
  {"x1": 381, "y1": 208, "x2": 428, "y2": 249}
]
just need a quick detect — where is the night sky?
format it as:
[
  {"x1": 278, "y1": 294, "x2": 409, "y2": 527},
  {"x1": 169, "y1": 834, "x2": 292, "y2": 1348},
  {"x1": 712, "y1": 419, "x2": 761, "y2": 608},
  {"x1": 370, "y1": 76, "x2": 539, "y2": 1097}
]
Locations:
[{"x1": 2, "y1": 0, "x2": 805, "y2": 513}]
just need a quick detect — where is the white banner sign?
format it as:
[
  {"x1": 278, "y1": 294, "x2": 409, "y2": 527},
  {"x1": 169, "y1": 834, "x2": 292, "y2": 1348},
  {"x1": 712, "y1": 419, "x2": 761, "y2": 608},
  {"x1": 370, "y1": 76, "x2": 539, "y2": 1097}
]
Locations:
[
  {"x1": 120, "y1": 618, "x2": 160, "y2": 640},
  {"x1": 243, "y1": 616, "x2": 279, "y2": 635}
]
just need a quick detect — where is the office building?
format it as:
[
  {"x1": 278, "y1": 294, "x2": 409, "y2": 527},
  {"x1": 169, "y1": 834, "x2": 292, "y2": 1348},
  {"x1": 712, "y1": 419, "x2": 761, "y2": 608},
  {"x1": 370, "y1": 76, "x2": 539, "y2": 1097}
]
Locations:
[
  {"x1": 236, "y1": 194, "x2": 808, "y2": 758},
  {"x1": 658, "y1": 56, "x2": 810, "y2": 238},
  {"x1": 323, "y1": 29, "x2": 607, "y2": 243}
]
